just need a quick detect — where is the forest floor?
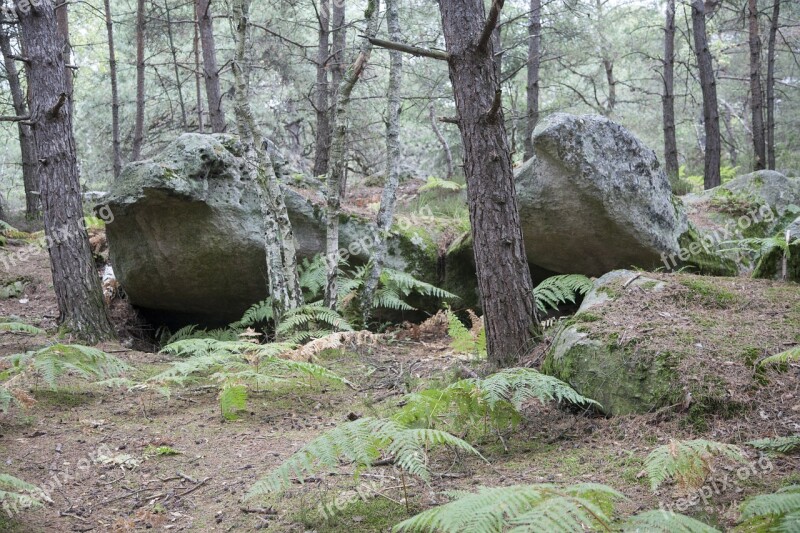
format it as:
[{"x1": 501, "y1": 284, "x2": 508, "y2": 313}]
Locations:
[{"x1": 0, "y1": 237, "x2": 799, "y2": 532}]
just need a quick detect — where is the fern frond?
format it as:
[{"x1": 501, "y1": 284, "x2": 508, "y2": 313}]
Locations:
[
  {"x1": 245, "y1": 417, "x2": 482, "y2": 499},
  {"x1": 644, "y1": 439, "x2": 746, "y2": 491},
  {"x1": 532, "y1": 274, "x2": 593, "y2": 313},
  {"x1": 418, "y1": 176, "x2": 465, "y2": 192},
  {"x1": 739, "y1": 485, "x2": 800, "y2": 532},
  {"x1": 623, "y1": 510, "x2": 721, "y2": 532},
  {"x1": 393, "y1": 483, "x2": 625, "y2": 533},
  {"x1": 759, "y1": 347, "x2": 800, "y2": 368},
  {"x1": 381, "y1": 269, "x2": 458, "y2": 301},
  {"x1": 0, "y1": 473, "x2": 45, "y2": 512},
  {"x1": 231, "y1": 299, "x2": 274, "y2": 328},
  {"x1": 472, "y1": 368, "x2": 600, "y2": 410},
  {"x1": 747, "y1": 435, "x2": 800, "y2": 454},
  {"x1": 0, "y1": 322, "x2": 43, "y2": 335},
  {"x1": 447, "y1": 312, "x2": 476, "y2": 354}
]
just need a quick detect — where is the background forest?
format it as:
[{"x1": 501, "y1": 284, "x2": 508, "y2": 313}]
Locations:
[{"x1": 2, "y1": 0, "x2": 799, "y2": 209}]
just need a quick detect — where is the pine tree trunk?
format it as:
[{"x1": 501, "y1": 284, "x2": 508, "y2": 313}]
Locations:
[
  {"x1": 17, "y1": 1, "x2": 114, "y2": 342},
  {"x1": 197, "y1": 0, "x2": 226, "y2": 133},
  {"x1": 766, "y1": 0, "x2": 780, "y2": 170},
  {"x1": 164, "y1": 0, "x2": 188, "y2": 130},
  {"x1": 748, "y1": 0, "x2": 766, "y2": 170},
  {"x1": 0, "y1": 20, "x2": 40, "y2": 219},
  {"x1": 103, "y1": 0, "x2": 122, "y2": 178},
  {"x1": 132, "y1": 0, "x2": 146, "y2": 160},
  {"x1": 231, "y1": 0, "x2": 302, "y2": 322},
  {"x1": 324, "y1": 0, "x2": 380, "y2": 310},
  {"x1": 438, "y1": 0, "x2": 537, "y2": 367},
  {"x1": 361, "y1": 0, "x2": 402, "y2": 325},
  {"x1": 524, "y1": 0, "x2": 541, "y2": 161},
  {"x1": 313, "y1": 0, "x2": 331, "y2": 178},
  {"x1": 193, "y1": 0, "x2": 205, "y2": 133},
  {"x1": 691, "y1": 0, "x2": 721, "y2": 189},
  {"x1": 662, "y1": 0, "x2": 679, "y2": 180}
]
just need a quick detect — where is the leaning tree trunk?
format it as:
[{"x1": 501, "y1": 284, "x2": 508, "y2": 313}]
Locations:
[
  {"x1": 312, "y1": 0, "x2": 331, "y2": 178},
  {"x1": 662, "y1": 0, "x2": 679, "y2": 180},
  {"x1": 360, "y1": 0, "x2": 402, "y2": 325},
  {"x1": 429, "y1": 103, "x2": 453, "y2": 180},
  {"x1": 766, "y1": 0, "x2": 780, "y2": 170},
  {"x1": 524, "y1": 0, "x2": 541, "y2": 161},
  {"x1": 132, "y1": 0, "x2": 146, "y2": 160},
  {"x1": 0, "y1": 19, "x2": 39, "y2": 219},
  {"x1": 748, "y1": 0, "x2": 766, "y2": 170},
  {"x1": 197, "y1": 0, "x2": 226, "y2": 133},
  {"x1": 103, "y1": 0, "x2": 122, "y2": 178},
  {"x1": 231, "y1": 0, "x2": 302, "y2": 322},
  {"x1": 164, "y1": 0, "x2": 188, "y2": 130},
  {"x1": 16, "y1": 1, "x2": 114, "y2": 342},
  {"x1": 691, "y1": 0, "x2": 721, "y2": 190},
  {"x1": 323, "y1": 0, "x2": 380, "y2": 310},
  {"x1": 438, "y1": 0, "x2": 537, "y2": 367}
]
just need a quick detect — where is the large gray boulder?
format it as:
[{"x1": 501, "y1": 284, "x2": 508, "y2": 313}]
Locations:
[
  {"x1": 104, "y1": 134, "x2": 439, "y2": 325},
  {"x1": 516, "y1": 113, "x2": 734, "y2": 276}
]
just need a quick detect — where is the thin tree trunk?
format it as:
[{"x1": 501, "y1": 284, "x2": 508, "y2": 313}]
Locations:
[
  {"x1": 132, "y1": 0, "x2": 146, "y2": 160},
  {"x1": 55, "y1": 2, "x2": 72, "y2": 103},
  {"x1": 438, "y1": 0, "x2": 537, "y2": 367},
  {"x1": 103, "y1": 0, "x2": 122, "y2": 178},
  {"x1": 17, "y1": 0, "x2": 114, "y2": 342},
  {"x1": 766, "y1": 0, "x2": 780, "y2": 170},
  {"x1": 0, "y1": 20, "x2": 39, "y2": 219},
  {"x1": 193, "y1": 0, "x2": 205, "y2": 132},
  {"x1": 720, "y1": 99, "x2": 739, "y2": 167},
  {"x1": 691, "y1": 0, "x2": 721, "y2": 189},
  {"x1": 197, "y1": 0, "x2": 226, "y2": 133},
  {"x1": 662, "y1": 0, "x2": 679, "y2": 180},
  {"x1": 231, "y1": 0, "x2": 302, "y2": 322},
  {"x1": 361, "y1": 0, "x2": 402, "y2": 325},
  {"x1": 602, "y1": 58, "x2": 616, "y2": 116},
  {"x1": 324, "y1": 0, "x2": 381, "y2": 310},
  {"x1": 748, "y1": 0, "x2": 766, "y2": 170},
  {"x1": 524, "y1": 0, "x2": 541, "y2": 161},
  {"x1": 330, "y1": 0, "x2": 346, "y2": 100},
  {"x1": 164, "y1": 0, "x2": 188, "y2": 130},
  {"x1": 312, "y1": 0, "x2": 331, "y2": 178},
  {"x1": 429, "y1": 103, "x2": 453, "y2": 180}
]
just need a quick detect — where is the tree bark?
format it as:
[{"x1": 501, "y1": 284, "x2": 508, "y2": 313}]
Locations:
[
  {"x1": 193, "y1": 0, "x2": 205, "y2": 132},
  {"x1": 164, "y1": 0, "x2": 188, "y2": 130},
  {"x1": 197, "y1": 0, "x2": 226, "y2": 133},
  {"x1": 132, "y1": 0, "x2": 146, "y2": 160},
  {"x1": 429, "y1": 103, "x2": 453, "y2": 180},
  {"x1": 312, "y1": 0, "x2": 331, "y2": 178},
  {"x1": 361, "y1": 0, "x2": 402, "y2": 325},
  {"x1": 330, "y1": 0, "x2": 347, "y2": 99},
  {"x1": 16, "y1": 0, "x2": 114, "y2": 342},
  {"x1": 765, "y1": 0, "x2": 780, "y2": 170},
  {"x1": 524, "y1": 0, "x2": 541, "y2": 161},
  {"x1": 691, "y1": 0, "x2": 721, "y2": 189},
  {"x1": 748, "y1": 0, "x2": 765, "y2": 170},
  {"x1": 103, "y1": 0, "x2": 122, "y2": 179},
  {"x1": 231, "y1": 0, "x2": 302, "y2": 322},
  {"x1": 662, "y1": 0, "x2": 679, "y2": 180},
  {"x1": 0, "y1": 19, "x2": 39, "y2": 219},
  {"x1": 324, "y1": 0, "x2": 380, "y2": 310},
  {"x1": 438, "y1": 0, "x2": 537, "y2": 367}
]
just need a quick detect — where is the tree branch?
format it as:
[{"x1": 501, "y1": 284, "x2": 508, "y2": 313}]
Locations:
[
  {"x1": 485, "y1": 89, "x2": 502, "y2": 121},
  {"x1": 366, "y1": 36, "x2": 449, "y2": 61},
  {"x1": 439, "y1": 116, "x2": 460, "y2": 124},
  {"x1": 0, "y1": 115, "x2": 31, "y2": 123},
  {"x1": 477, "y1": 0, "x2": 504, "y2": 52}
]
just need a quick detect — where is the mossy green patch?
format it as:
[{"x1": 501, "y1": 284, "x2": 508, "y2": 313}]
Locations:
[{"x1": 679, "y1": 278, "x2": 738, "y2": 308}]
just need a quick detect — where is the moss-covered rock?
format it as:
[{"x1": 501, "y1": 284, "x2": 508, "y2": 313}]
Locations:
[{"x1": 752, "y1": 216, "x2": 800, "y2": 282}]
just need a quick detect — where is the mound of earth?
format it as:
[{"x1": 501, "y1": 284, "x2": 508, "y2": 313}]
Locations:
[{"x1": 543, "y1": 269, "x2": 800, "y2": 417}]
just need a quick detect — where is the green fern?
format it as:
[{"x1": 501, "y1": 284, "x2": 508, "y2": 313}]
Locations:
[
  {"x1": 748, "y1": 435, "x2": 800, "y2": 454},
  {"x1": 245, "y1": 417, "x2": 483, "y2": 498},
  {"x1": 739, "y1": 485, "x2": 800, "y2": 532},
  {"x1": 395, "y1": 368, "x2": 599, "y2": 434},
  {"x1": 0, "y1": 322, "x2": 44, "y2": 335},
  {"x1": 644, "y1": 439, "x2": 746, "y2": 491},
  {"x1": 276, "y1": 302, "x2": 353, "y2": 343},
  {"x1": 0, "y1": 473, "x2": 45, "y2": 514},
  {"x1": 393, "y1": 483, "x2": 625, "y2": 532},
  {"x1": 231, "y1": 299, "x2": 274, "y2": 328},
  {"x1": 160, "y1": 324, "x2": 240, "y2": 346},
  {"x1": 532, "y1": 274, "x2": 593, "y2": 313},
  {"x1": 150, "y1": 338, "x2": 346, "y2": 417},
  {"x1": 759, "y1": 347, "x2": 800, "y2": 368},
  {"x1": 2, "y1": 344, "x2": 131, "y2": 392},
  {"x1": 418, "y1": 176, "x2": 465, "y2": 192},
  {"x1": 622, "y1": 510, "x2": 721, "y2": 532},
  {"x1": 446, "y1": 311, "x2": 483, "y2": 356}
]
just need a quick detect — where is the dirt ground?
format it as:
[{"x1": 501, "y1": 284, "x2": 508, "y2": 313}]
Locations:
[{"x1": 0, "y1": 238, "x2": 799, "y2": 532}]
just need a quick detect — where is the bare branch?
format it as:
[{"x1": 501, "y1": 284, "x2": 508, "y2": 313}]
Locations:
[
  {"x1": 477, "y1": 0, "x2": 505, "y2": 52},
  {"x1": 366, "y1": 36, "x2": 449, "y2": 61},
  {"x1": 485, "y1": 89, "x2": 502, "y2": 121}
]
